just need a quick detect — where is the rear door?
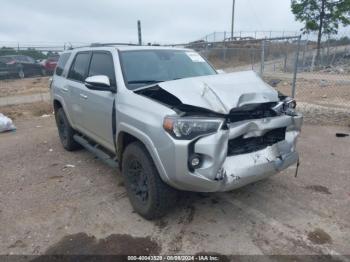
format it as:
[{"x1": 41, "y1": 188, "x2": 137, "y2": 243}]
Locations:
[
  {"x1": 66, "y1": 51, "x2": 92, "y2": 130},
  {"x1": 79, "y1": 51, "x2": 116, "y2": 151},
  {"x1": 51, "y1": 52, "x2": 71, "y2": 110}
]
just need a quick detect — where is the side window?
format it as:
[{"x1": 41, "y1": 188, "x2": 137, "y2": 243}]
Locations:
[
  {"x1": 55, "y1": 53, "x2": 71, "y2": 76},
  {"x1": 88, "y1": 52, "x2": 116, "y2": 86},
  {"x1": 68, "y1": 52, "x2": 90, "y2": 82}
]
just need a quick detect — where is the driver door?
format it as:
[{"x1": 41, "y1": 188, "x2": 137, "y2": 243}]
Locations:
[{"x1": 79, "y1": 51, "x2": 116, "y2": 152}]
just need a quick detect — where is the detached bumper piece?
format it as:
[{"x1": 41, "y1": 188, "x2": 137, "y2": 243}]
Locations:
[{"x1": 218, "y1": 141, "x2": 299, "y2": 192}]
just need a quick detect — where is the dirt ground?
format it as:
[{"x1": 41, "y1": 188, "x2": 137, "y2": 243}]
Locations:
[
  {"x1": 0, "y1": 77, "x2": 50, "y2": 98},
  {"x1": 0, "y1": 112, "x2": 350, "y2": 259},
  {"x1": 0, "y1": 102, "x2": 53, "y2": 120}
]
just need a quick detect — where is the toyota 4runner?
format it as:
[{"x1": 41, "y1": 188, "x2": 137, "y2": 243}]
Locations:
[{"x1": 51, "y1": 45, "x2": 303, "y2": 220}]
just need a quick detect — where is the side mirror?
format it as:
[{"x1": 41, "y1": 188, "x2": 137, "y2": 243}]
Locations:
[
  {"x1": 84, "y1": 75, "x2": 111, "y2": 91},
  {"x1": 217, "y1": 69, "x2": 226, "y2": 74}
]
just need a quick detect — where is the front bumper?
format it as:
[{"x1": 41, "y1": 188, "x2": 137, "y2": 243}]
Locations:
[{"x1": 157, "y1": 114, "x2": 303, "y2": 192}]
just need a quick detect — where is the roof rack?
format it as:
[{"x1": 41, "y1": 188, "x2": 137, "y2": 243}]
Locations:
[
  {"x1": 69, "y1": 43, "x2": 139, "y2": 50},
  {"x1": 89, "y1": 42, "x2": 138, "y2": 47}
]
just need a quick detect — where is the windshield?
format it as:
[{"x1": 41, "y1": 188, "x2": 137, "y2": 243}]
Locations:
[{"x1": 120, "y1": 50, "x2": 217, "y2": 89}]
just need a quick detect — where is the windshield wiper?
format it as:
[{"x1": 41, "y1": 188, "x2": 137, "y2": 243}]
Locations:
[{"x1": 128, "y1": 80, "x2": 165, "y2": 84}]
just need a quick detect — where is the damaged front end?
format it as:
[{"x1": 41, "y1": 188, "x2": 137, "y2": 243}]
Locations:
[{"x1": 135, "y1": 72, "x2": 303, "y2": 192}]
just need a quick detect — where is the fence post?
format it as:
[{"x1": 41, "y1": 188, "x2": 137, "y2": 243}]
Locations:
[
  {"x1": 284, "y1": 42, "x2": 288, "y2": 73},
  {"x1": 260, "y1": 40, "x2": 266, "y2": 76},
  {"x1": 301, "y1": 40, "x2": 307, "y2": 68},
  {"x1": 291, "y1": 35, "x2": 302, "y2": 98}
]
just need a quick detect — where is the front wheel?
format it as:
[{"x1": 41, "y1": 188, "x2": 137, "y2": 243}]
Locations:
[{"x1": 122, "y1": 142, "x2": 178, "y2": 220}]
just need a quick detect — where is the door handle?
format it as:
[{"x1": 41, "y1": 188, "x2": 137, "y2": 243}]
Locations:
[
  {"x1": 80, "y1": 94, "x2": 88, "y2": 100},
  {"x1": 61, "y1": 87, "x2": 68, "y2": 92}
]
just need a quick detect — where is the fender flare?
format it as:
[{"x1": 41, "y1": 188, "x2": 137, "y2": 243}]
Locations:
[
  {"x1": 117, "y1": 122, "x2": 172, "y2": 184},
  {"x1": 52, "y1": 95, "x2": 76, "y2": 129}
]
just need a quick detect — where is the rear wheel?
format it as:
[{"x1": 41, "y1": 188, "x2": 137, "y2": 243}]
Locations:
[
  {"x1": 55, "y1": 108, "x2": 81, "y2": 151},
  {"x1": 122, "y1": 142, "x2": 178, "y2": 220}
]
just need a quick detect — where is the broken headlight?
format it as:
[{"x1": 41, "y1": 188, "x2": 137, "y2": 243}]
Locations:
[
  {"x1": 163, "y1": 116, "x2": 224, "y2": 140},
  {"x1": 272, "y1": 98, "x2": 297, "y2": 116}
]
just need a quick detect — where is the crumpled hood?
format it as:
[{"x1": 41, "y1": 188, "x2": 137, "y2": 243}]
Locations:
[{"x1": 157, "y1": 71, "x2": 279, "y2": 114}]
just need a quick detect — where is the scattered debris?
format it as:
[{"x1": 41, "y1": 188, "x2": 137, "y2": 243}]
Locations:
[
  {"x1": 49, "y1": 149, "x2": 53, "y2": 152},
  {"x1": 307, "y1": 228, "x2": 332, "y2": 245},
  {"x1": 64, "y1": 164, "x2": 76, "y2": 168},
  {"x1": 8, "y1": 240, "x2": 27, "y2": 249},
  {"x1": 305, "y1": 185, "x2": 332, "y2": 195},
  {"x1": 0, "y1": 113, "x2": 16, "y2": 133},
  {"x1": 336, "y1": 133, "x2": 349, "y2": 138},
  {"x1": 319, "y1": 80, "x2": 328, "y2": 87},
  {"x1": 41, "y1": 114, "x2": 51, "y2": 118}
]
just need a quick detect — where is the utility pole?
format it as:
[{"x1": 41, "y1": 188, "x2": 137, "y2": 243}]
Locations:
[
  {"x1": 231, "y1": 0, "x2": 235, "y2": 40},
  {"x1": 137, "y1": 20, "x2": 142, "y2": 46}
]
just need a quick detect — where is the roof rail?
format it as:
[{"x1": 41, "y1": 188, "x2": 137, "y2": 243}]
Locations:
[
  {"x1": 69, "y1": 43, "x2": 139, "y2": 50},
  {"x1": 89, "y1": 42, "x2": 138, "y2": 47}
]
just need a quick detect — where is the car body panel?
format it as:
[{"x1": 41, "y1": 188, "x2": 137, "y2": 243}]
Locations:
[{"x1": 154, "y1": 71, "x2": 279, "y2": 114}]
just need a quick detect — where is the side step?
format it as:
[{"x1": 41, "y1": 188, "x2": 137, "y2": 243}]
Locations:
[{"x1": 73, "y1": 135, "x2": 119, "y2": 169}]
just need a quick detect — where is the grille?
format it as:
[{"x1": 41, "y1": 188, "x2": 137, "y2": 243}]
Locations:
[
  {"x1": 227, "y1": 128, "x2": 286, "y2": 156},
  {"x1": 228, "y1": 103, "x2": 278, "y2": 123}
]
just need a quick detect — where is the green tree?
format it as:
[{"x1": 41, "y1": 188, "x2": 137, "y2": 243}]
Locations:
[{"x1": 291, "y1": 0, "x2": 350, "y2": 62}]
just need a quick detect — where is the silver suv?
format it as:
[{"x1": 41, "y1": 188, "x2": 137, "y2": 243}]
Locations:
[{"x1": 51, "y1": 45, "x2": 303, "y2": 219}]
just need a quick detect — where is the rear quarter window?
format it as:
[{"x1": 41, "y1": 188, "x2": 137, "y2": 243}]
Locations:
[{"x1": 55, "y1": 53, "x2": 71, "y2": 76}]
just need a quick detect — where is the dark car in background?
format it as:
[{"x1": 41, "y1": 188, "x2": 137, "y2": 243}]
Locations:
[
  {"x1": 0, "y1": 55, "x2": 44, "y2": 79},
  {"x1": 42, "y1": 55, "x2": 59, "y2": 75}
]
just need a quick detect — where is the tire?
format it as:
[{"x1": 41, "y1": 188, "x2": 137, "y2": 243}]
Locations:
[
  {"x1": 55, "y1": 107, "x2": 81, "y2": 151},
  {"x1": 18, "y1": 69, "x2": 25, "y2": 79},
  {"x1": 122, "y1": 141, "x2": 178, "y2": 220}
]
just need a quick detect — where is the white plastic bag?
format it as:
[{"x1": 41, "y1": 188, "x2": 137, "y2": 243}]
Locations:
[{"x1": 0, "y1": 113, "x2": 16, "y2": 133}]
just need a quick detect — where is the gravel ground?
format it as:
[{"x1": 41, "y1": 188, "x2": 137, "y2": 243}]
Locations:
[
  {"x1": 0, "y1": 116, "x2": 349, "y2": 259},
  {"x1": 0, "y1": 77, "x2": 49, "y2": 98}
]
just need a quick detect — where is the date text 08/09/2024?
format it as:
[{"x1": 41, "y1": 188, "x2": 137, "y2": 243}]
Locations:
[{"x1": 127, "y1": 255, "x2": 221, "y2": 261}]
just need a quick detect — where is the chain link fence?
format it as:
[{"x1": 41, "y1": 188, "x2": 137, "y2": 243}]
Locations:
[{"x1": 191, "y1": 33, "x2": 350, "y2": 126}]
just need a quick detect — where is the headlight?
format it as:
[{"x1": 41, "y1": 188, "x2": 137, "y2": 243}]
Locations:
[
  {"x1": 272, "y1": 98, "x2": 297, "y2": 116},
  {"x1": 163, "y1": 116, "x2": 224, "y2": 140}
]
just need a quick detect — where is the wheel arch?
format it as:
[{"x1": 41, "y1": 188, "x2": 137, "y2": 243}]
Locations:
[
  {"x1": 52, "y1": 97, "x2": 75, "y2": 128},
  {"x1": 116, "y1": 124, "x2": 171, "y2": 184}
]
